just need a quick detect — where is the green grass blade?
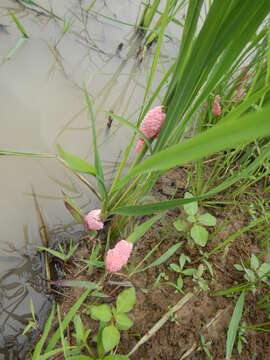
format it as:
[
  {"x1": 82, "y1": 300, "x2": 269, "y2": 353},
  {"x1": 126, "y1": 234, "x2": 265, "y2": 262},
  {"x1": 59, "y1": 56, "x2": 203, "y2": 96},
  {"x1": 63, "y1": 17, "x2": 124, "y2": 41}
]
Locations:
[
  {"x1": 6, "y1": 37, "x2": 26, "y2": 60},
  {"x1": 142, "y1": 0, "x2": 170, "y2": 105},
  {"x1": 33, "y1": 304, "x2": 55, "y2": 360},
  {"x1": 110, "y1": 195, "x2": 203, "y2": 216},
  {"x1": 46, "y1": 289, "x2": 91, "y2": 352},
  {"x1": 57, "y1": 144, "x2": 96, "y2": 175},
  {"x1": 9, "y1": 10, "x2": 28, "y2": 38},
  {"x1": 226, "y1": 291, "x2": 245, "y2": 359},
  {"x1": 127, "y1": 214, "x2": 162, "y2": 244},
  {"x1": 51, "y1": 280, "x2": 98, "y2": 290},
  {"x1": 142, "y1": 242, "x2": 182, "y2": 271},
  {"x1": 0, "y1": 149, "x2": 56, "y2": 158},
  {"x1": 83, "y1": 83, "x2": 106, "y2": 200},
  {"x1": 37, "y1": 243, "x2": 79, "y2": 261},
  {"x1": 116, "y1": 106, "x2": 270, "y2": 189},
  {"x1": 57, "y1": 304, "x2": 69, "y2": 359},
  {"x1": 63, "y1": 192, "x2": 84, "y2": 224},
  {"x1": 40, "y1": 348, "x2": 69, "y2": 360}
]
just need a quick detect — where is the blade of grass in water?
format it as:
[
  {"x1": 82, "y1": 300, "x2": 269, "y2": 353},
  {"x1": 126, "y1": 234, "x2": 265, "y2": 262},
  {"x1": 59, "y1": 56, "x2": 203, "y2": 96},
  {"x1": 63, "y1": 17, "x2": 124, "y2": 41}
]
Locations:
[
  {"x1": 83, "y1": 83, "x2": 106, "y2": 200},
  {"x1": 0, "y1": 149, "x2": 56, "y2": 157},
  {"x1": 57, "y1": 144, "x2": 96, "y2": 175},
  {"x1": 6, "y1": 37, "x2": 26, "y2": 60},
  {"x1": 9, "y1": 10, "x2": 28, "y2": 38}
]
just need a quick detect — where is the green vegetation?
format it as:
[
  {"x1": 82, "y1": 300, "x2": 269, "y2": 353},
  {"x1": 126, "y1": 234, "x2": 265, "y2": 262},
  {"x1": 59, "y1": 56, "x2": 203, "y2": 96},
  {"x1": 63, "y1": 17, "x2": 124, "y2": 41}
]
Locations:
[{"x1": 2, "y1": 0, "x2": 270, "y2": 358}]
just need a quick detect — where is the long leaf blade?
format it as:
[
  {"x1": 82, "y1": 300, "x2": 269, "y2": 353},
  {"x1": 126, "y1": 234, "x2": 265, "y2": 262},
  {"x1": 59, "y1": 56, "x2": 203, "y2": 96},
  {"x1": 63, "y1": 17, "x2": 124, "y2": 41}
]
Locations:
[
  {"x1": 117, "y1": 106, "x2": 270, "y2": 189},
  {"x1": 57, "y1": 144, "x2": 96, "y2": 175},
  {"x1": 226, "y1": 291, "x2": 245, "y2": 359},
  {"x1": 84, "y1": 84, "x2": 106, "y2": 199}
]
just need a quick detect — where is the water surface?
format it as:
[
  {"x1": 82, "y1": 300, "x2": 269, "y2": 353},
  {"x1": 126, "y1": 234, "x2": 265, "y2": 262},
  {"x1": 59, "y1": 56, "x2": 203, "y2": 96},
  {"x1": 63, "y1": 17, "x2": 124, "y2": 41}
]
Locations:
[{"x1": 0, "y1": 0, "x2": 178, "y2": 357}]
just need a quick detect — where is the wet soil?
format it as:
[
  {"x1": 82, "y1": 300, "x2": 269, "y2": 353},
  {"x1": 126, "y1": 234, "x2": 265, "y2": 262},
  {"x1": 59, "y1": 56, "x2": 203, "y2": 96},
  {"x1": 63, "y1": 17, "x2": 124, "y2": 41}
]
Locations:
[{"x1": 42, "y1": 167, "x2": 270, "y2": 360}]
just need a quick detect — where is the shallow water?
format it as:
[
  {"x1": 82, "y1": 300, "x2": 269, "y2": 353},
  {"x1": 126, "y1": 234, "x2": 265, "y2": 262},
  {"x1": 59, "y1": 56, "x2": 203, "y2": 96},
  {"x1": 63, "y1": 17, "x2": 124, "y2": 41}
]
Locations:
[{"x1": 0, "y1": 0, "x2": 179, "y2": 357}]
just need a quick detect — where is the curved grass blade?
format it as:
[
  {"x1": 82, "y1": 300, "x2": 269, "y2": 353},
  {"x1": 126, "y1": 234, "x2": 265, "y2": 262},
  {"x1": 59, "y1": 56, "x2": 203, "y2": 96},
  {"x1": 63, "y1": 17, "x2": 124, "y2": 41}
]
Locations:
[{"x1": 63, "y1": 192, "x2": 84, "y2": 224}]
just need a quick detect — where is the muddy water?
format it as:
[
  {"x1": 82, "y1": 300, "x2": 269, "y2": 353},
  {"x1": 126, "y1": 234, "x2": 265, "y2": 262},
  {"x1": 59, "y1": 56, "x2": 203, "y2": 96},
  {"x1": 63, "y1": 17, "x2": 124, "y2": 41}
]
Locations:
[{"x1": 0, "y1": 0, "x2": 178, "y2": 357}]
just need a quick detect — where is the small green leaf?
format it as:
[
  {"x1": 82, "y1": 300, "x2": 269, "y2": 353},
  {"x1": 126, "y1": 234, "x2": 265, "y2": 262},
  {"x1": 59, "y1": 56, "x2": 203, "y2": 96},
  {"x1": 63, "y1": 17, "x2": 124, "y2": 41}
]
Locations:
[
  {"x1": 169, "y1": 263, "x2": 182, "y2": 273},
  {"x1": 90, "y1": 304, "x2": 112, "y2": 322},
  {"x1": 187, "y1": 215, "x2": 196, "y2": 223},
  {"x1": 115, "y1": 313, "x2": 133, "y2": 330},
  {"x1": 173, "y1": 219, "x2": 186, "y2": 231},
  {"x1": 57, "y1": 144, "x2": 96, "y2": 175},
  {"x1": 177, "y1": 275, "x2": 183, "y2": 290},
  {"x1": 258, "y1": 263, "x2": 270, "y2": 279},
  {"x1": 234, "y1": 264, "x2": 243, "y2": 271},
  {"x1": 226, "y1": 291, "x2": 245, "y2": 359},
  {"x1": 198, "y1": 213, "x2": 216, "y2": 226},
  {"x1": 116, "y1": 287, "x2": 136, "y2": 313},
  {"x1": 69, "y1": 356, "x2": 94, "y2": 360},
  {"x1": 250, "y1": 254, "x2": 259, "y2": 271},
  {"x1": 103, "y1": 356, "x2": 130, "y2": 360},
  {"x1": 183, "y1": 192, "x2": 198, "y2": 216},
  {"x1": 190, "y1": 224, "x2": 208, "y2": 247},
  {"x1": 244, "y1": 269, "x2": 255, "y2": 283},
  {"x1": 102, "y1": 325, "x2": 120, "y2": 352},
  {"x1": 183, "y1": 268, "x2": 196, "y2": 276},
  {"x1": 73, "y1": 315, "x2": 84, "y2": 345},
  {"x1": 179, "y1": 254, "x2": 187, "y2": 269},
  {"x1": 22, "y1": 321, "x2": 36, "y2": 335}
]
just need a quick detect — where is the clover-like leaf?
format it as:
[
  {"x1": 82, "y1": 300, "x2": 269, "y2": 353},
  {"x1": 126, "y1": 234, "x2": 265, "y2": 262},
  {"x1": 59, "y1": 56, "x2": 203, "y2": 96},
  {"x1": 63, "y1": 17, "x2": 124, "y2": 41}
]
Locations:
[
  {"x1": 116, "y1": 287, "x2": 136, "y2": 313},
  {"x1": 183, "y1": 192, "x2": 198, "y2": 216},
  {"x1": 198, "y1": 213, "x2": 216, "y2": 226},
  {"x1": 90, "y1": 304, "x2": 112, "y2": 322},
  {"x1": 102, "y1": 325, "x2": 120, "y2": 352},
  {"x1": 115, "y1": 313, "x2": 133, "y2": 331},
  {"x1": 173, "y1": 219, "x2": 186, "y2": 231},
  {"x1": 250, "y1": 254, "x2": 259, "y2": 271},
  {"x1": 190, "y1": 224, "x2": 208, "y2": 247},
  {"x1": 258, "y1": 263, "x2": 270, "y2": 279}
]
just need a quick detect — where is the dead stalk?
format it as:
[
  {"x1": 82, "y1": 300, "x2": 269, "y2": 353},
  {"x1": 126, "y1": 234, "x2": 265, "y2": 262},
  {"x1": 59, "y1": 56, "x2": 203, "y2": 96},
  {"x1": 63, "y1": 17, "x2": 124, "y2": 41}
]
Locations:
[{"x1": 128, "y1": 292, "x2": 194, "y2": 357}]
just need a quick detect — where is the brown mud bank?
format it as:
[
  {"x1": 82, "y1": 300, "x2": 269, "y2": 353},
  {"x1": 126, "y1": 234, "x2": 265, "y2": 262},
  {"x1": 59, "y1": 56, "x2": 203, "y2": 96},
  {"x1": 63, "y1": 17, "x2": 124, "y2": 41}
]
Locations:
[{"x1": 42, "y1": 168, "x2": 270, "y2": 360}]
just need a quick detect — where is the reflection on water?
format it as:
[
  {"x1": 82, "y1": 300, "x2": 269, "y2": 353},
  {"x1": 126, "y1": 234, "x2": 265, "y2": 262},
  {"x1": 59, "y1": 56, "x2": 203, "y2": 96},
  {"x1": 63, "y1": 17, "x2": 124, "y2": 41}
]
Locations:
[
  {"x1": 0, "y1": 245, "x2": 50, "y2": 359},
  {"x1": 0, "y1": 0, "x2": 178, "y2": 357}
]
